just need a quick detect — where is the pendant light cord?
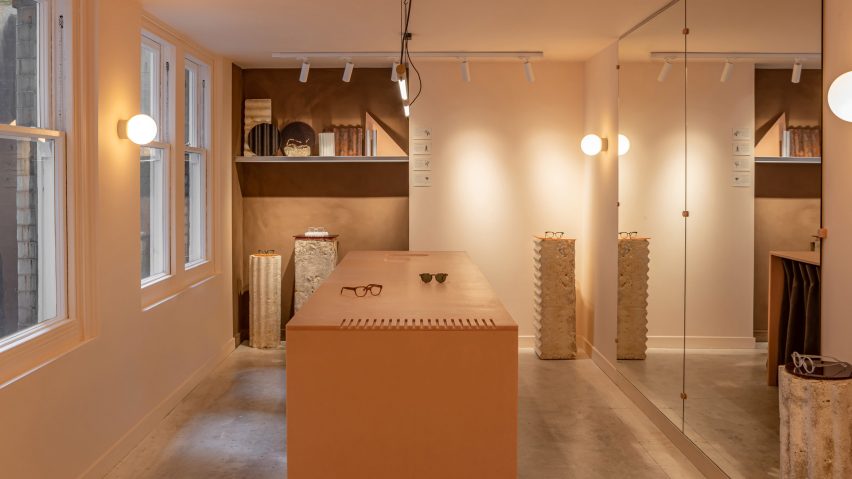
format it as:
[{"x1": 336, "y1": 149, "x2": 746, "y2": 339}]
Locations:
[{"x1": 400, "y1": 0, "x2": 423, "y2": 106}]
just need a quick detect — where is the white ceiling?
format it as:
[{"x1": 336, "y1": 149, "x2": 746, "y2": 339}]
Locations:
[{"x1": 139, "y1": 0, "x2": 672, "y2": 68}]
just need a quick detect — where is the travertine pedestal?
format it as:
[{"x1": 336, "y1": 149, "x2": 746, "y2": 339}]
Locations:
[
  {"x1": 294, "y1": 236, "x2": 339, "y2": 312},
  {"x1": 249, "y1": 253, "x2": 282, "y2": 349},
  {"x1": 617, "y1": 238, "x2": 650, "y2": 360},
  {"x1": 780, "y1": 367, "x2": 852, "y2": 479},
  {"x1": 533, "y1": 237, "x2": 576, "y2": 359}
]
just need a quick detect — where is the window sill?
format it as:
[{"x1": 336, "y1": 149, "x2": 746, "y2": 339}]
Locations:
[
  {"x1": 142, "y1": 272, "x2": 219, "y2": 312},
  {"x1": 0, "y1": 317, "x2": 85, "y2": 389}
]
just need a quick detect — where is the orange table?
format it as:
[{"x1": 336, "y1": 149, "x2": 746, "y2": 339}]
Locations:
[{"x1": 286, "y1": 251, "x2": 518, "y2": 479}]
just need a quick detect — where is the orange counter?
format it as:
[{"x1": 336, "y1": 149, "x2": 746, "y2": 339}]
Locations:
[{"x1": 286, "y1": 251, "x2": 518, "y2": 479}]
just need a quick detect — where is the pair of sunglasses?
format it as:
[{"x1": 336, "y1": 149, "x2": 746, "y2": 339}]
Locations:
[
  {"x1": 419, "y1": 273, "x2": 448, "y2": 284},
  {"x1": 544, "y1": 231, "x2": 565, "y2": 239},
  {"x1": 340, "y1": 284, "x2": 383, "y2": 297}
]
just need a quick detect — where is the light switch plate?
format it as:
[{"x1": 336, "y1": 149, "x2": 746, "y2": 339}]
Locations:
[
  {"x1": 732, "y1": 172, "x2": 752, "y2": 187},
  {"x1": 413, "y1": 155, "x2": 432, "y2": 171},
  {"x1": 411, "y1": 140, "x2": 432, "y2": 155},
  {"x1": 732, "y1": 157, "x2": 751, "y2": 172},
  {"x1": 412, "y1": 127, "x2": 432, "y2": 140},
  {"x1": 412, "y1": 172, "x2": 433, "y2": 187},
  {"x1": 732, "y1": 128, "x2": 752, "y2": 140},
  {"x1": 732, "y1": 142, "x2": 753, "y2": 156}
]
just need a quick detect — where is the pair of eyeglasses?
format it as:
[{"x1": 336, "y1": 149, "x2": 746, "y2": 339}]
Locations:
[
  {"x1": 619, "y1": 232, "x2": 638, "y2": 239},
  {"x1": 419, "y1": 273, "x2": 448, "y2": 284},
  {"x1": 791, "y1": 352, "x2": 851, "y2": 376},
  {"x1": 256, "y1": 249, "x2": 276, "y2": 254},
  {"x1": 340, "y1": 284, "x2": 383, "y2": 297},
  {"x1": 544, "y1": 231, "x2": 565, "y2": 239}
]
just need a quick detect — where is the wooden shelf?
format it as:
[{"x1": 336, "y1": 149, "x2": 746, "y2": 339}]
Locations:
[
  {"x1": 755, "y1": 156, "x2": 821, "y2": 164},
  {"x1": 236, "y1": 155, "x2": 408, "y2": 164}
]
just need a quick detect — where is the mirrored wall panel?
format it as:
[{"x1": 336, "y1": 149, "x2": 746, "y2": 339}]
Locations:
[
  {"x1": 618, "y1": 0, "x2": 823, "y2": 477},
  {"x1": 617, "y1": 0, "x2": 687, "y2": 430},
  {"x1": 683, "y1": 1, "x2": 822, "y2": 477}
]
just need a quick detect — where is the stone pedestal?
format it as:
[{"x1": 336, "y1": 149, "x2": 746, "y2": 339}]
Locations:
[
  {"x1": 249, "y1": 253, "x2": 282, "y2": 349},
  {"x1": 533, "y1": 237, "x2": 576, "y2": 359},
  {"x1": 780, "y1": 367, "x2": 852, "y2": 478},
  {"x1": 617, "y1": 238, "x2": 650, "y2": 360},
  {"x1": 294, "y1": 236, "x2": 338, "y2": 312}
]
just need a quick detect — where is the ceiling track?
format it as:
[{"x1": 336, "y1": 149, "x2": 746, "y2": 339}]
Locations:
[
  {"x1": 649, "y1": 51, "x2": 822, "y2": 62},
  {"x1": 272, "y1": 51, "x2": 545, "y2": 61}
]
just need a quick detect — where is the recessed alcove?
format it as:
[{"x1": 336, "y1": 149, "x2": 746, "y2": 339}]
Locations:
[{"x1": 232, "y1": 67, "x2": 409, "y2": 339}]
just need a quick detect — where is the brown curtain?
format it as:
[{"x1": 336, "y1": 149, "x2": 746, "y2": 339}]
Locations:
[{"x1": 777, "y1": 259, "x2": 821, "y2": 367}]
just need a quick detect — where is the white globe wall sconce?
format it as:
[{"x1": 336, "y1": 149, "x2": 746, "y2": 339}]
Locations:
[{"x1": 118, "y1": 114, "x2": 158, "y2": 145}]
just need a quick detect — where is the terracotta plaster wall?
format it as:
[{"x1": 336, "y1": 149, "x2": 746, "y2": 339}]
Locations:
[
  {"x1": 0, "y1": 1, "x2": 234, "y2": 477},
  {"x1": 408, "y1": 61, "x2": 587, "y2": 345},
  {"x1": 822, "y1": 0, "x2": 852, "y2": 361}
]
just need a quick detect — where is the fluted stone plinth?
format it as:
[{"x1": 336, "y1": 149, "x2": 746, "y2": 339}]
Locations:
[
  {"x1": 249, "y1": 253, "x2": 282, "y2": 349},
  {"x1": 617, "y1": 238, "x2": 650, "y2": 360},
  {"x1": 533, "y1": 237, "x2": 576, "y2": 359},
  {"x1": 780, "y1": 367, "x2": 852, "y2": 478},
  {"x1": 294, "y1": 237, "x2": 338, "y2": 312}
]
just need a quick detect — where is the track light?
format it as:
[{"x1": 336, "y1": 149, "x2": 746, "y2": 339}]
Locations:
[
  {"x1": 523, "y1": 58, "x2": 535, "y2": 83},
  {"x1": 403, "y1": 101, "x2": 410, "y2": 118},
  {"x1": 460, "y1": 59, "x2": 471, "y2": 82},
  {"x1": 792, "y1": 60, "x2": 803, "y2": 84},
  {"x1": 658, "y1": 60, "x2": 672, "y2": 82},
  {"x1": 342, "y1": 60, "x2": 354, "y2": 82},
  {"x1": 299, "y1": 60, "x2": 310, "y2": 83},
  {"x1": 397, "y1": 64, "x2": 408, "y2": 101},
  {"x1": 720, "y1": 61, "x2": 734, "y2": 83},
  {"x1": 391, "y1": 61, "x2": 400, "y2": 82}
]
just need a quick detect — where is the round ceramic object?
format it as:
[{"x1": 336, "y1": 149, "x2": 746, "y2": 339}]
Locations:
[{"x1": 280, "y1": 121, "x2": 316, "y2": 155}]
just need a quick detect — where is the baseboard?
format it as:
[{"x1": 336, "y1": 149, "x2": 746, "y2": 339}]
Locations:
[
  {"x1": 754, "y1": 330, "x2": 768, "y2": 343},
  {"x1": 79, "y1": 337, "x2": 236, "y2": 479},
  {"x1": 647, "y1": 335, "x2": 756, "y2": 349},
  {"x1": 588, "y1": 344, "x2": 728, "y2": 479},
  {"x1": 518, "y1": 335, "x2": 535, "y2": 349}
]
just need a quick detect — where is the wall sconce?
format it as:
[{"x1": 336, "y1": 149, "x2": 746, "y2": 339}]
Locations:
[
  {"x1": 580, "y1": 134, "x2": 608, "y2": 156},
  {"x1": 618, "y1": 134, "x2": 631, "y2": 156},
  {"x1": 828, "y1": 71, "x2": 852, "y2": 122},
  {"x1": 117, "y1": 114, "x2": 157, "y2": 145}
]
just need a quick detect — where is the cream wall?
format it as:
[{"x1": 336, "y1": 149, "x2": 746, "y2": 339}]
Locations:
[
  {"x1": 408, "y1": 61, "x2": 586, "y2": 342},
  {"x1": 619, "y1": 61, "x2": 755, "y2": 347},
  {"x1": 822, "y1": 0, "x2": 852, "y2": 361},
  {"x1": 0, "y1": 1, "x2": 234, "y2": 478},
  {"x1": 582, "y1": 44, "x2": 620, "y2": 361}
]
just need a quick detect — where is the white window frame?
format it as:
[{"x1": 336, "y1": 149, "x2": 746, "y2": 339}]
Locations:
[
  {"x1": 183, "y1": 55, "x2": 210, "y2": 270},
  {"x1": 0, "y1": 0, "x2": 89, "y2": 388},
  {"x1": 140, "y1": 30, "x2": 175, "y2": 289}
]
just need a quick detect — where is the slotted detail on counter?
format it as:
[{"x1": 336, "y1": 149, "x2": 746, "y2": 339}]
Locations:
[{"x1": 339, "y1": 317, "x2": 498, "y2": 330}]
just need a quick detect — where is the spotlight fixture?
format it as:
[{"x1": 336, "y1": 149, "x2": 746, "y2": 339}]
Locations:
[
  {"x1": 391, "y1": 61, "x2": 400, "y2": 82},
  {"x1": 523, "y1": 58, "x2": 535, "y2": 83},
  {"x1": 460, "y1": 59, "x2": 471, "y2": 82},
  {"x1": 618, "y1": 134, "x2": 631, "y2": 156},
  {"x1": 403, "y1": 101, "x2": 411, "y2": 118},
  {"x1": 580, "y1": 134, "x2": 607, "y2": 156},
  {"x1": 720, "y1": 61, "x2": 734, "y2": 83},
  {"x1": 657, "y1": 59, "x2": 673, "y2": 82},
  {"x1": 397, "y1": 63, "x2": 409, "y2": 101},
  {"x1": 118, "y1": 114, "x2": 158, "y2": 145},
  {"x1": 343, "y1": 60, "x2": 354, "y2": 82},
  {"x1": 792, "y1": 60, "x2": 803, "y2": 84},
  {"x1": 299, "y1": 60, "x2": 310, "y2": 83},
  {"x1": 828, "y1": 71, "x2": 852, "y2": 122}
]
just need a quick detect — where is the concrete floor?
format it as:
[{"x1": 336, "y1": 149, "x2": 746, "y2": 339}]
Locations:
[
  {"x1": 619, "y1": 347, "x2": 779, "y2": 479},
  {"x1": 106, "y1": 346, "x2": 702, "y2": 478}
]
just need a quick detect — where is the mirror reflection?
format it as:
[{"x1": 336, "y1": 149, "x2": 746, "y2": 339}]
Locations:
[{"x1": 617, "y1": 0, "x2": 822, "y2": 477}]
